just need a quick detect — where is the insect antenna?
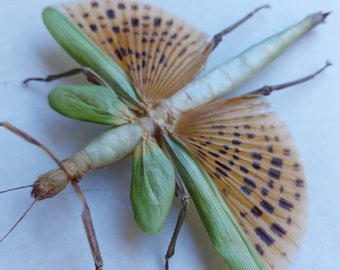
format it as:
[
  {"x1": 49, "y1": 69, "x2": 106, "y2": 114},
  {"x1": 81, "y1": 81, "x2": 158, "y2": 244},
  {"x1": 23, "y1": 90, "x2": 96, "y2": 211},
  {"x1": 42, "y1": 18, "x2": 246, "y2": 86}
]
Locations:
[
  {"x1": 0, "y1": 199, "x2": 37, "y2": 243},
  {"x1": 0, "y1": 184, "x2": 33, "y2": 194}
]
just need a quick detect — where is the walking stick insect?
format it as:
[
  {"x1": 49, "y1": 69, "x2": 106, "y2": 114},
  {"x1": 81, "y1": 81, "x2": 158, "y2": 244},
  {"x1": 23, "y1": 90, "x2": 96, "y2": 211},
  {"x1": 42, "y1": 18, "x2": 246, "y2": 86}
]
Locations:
[{"x1": 0, "y1": 0, "x2": 330, "y2": 269}]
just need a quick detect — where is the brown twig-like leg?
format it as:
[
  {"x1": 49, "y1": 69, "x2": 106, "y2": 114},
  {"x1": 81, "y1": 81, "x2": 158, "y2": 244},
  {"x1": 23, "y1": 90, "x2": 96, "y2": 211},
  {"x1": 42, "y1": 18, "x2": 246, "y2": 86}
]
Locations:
[
  {"x1": 165, "y1": 176, "x2": 190, "y2": 270},
  {"x1": 247, "y1": 61, "x2": 331, "y2": 96},
  {"x1": 0, "y1": 122, "x2": 61, "y2": 166},
  {"x1": 210, "y1": 5, "x2": 270, "y2": 51},
  {"x1": 0, "y1": 122, "x2": 53, "y2": 243},
  {"x1": 73, "y1": 183, "x2": 103, "y2": 270},
  {"x1": 1, "y1": 122, "x2": 103, "y2": 269},
  {"x1": 23, "y1": 67, "x2": 108, "y2": 86}
]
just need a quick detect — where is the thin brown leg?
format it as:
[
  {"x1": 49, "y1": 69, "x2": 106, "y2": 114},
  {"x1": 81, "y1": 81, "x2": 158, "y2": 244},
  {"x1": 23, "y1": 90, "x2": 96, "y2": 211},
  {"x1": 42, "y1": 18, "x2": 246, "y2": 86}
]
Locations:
[
  {"x1": 1, "y1": 122, "x2": 103, "y2": 269},
  {"x1": 23, "y1": 67, "x2": 108, "y2": 86},
  {"x1": 0, "y1": 122, "x2": 61, "y2": 166},
  {"x1": 247, "y1": 61, "x2": 331, "y2": 96},
  {"x1": 73, "y1": 183, "x2": 103, "y2": 270},
  {"x1": 165, "y1": 176, "x2": 190, "y2": 270},
  {"x1": 210, "y1": 5, "x2": 270, "y2": 51}
]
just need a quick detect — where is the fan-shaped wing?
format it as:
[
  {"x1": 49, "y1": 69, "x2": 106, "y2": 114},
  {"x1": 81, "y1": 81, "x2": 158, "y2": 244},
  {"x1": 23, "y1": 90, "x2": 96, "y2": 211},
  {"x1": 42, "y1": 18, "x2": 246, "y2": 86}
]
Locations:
[
  {"x1": 59, "y1": 0, "x2": 213, "y2": 101},
  {"x1": 174, "y1": 95, "x2": 307, "y2": 270}
]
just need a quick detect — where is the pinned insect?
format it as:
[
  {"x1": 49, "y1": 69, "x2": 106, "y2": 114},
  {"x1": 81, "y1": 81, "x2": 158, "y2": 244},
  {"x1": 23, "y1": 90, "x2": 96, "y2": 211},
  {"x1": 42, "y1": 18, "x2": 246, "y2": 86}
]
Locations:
[{"x1": 0, "y1": 1, "x2": 330, "y2": 269}]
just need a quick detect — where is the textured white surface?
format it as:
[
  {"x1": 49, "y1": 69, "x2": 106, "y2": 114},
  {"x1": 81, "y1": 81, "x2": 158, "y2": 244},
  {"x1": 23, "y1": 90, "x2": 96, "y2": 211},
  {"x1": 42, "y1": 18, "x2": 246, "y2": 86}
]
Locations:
[{"x1": 0, "y1": 0, "x2": 339, "y2": 269}]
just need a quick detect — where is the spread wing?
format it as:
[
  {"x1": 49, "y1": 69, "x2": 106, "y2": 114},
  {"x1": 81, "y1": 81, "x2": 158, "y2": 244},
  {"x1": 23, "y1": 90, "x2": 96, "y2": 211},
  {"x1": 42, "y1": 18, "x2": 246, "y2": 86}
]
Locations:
[
  {"x1": 59, "y1": 0, "x2": 213, "y2": 101},
  {"x1": 174, "y1": 95, "x2": 307, "y2": 270}
]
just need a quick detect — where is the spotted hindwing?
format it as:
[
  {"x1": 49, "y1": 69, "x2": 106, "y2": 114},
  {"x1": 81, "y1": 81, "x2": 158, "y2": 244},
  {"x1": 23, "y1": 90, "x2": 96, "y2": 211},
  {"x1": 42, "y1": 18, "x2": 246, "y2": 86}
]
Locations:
[
  {"x1": 174, "y1": 95, "x2": 307, "y2": 270},
  {"x1": 59, "y1": 0, "x2": 213, "y2": 101}
]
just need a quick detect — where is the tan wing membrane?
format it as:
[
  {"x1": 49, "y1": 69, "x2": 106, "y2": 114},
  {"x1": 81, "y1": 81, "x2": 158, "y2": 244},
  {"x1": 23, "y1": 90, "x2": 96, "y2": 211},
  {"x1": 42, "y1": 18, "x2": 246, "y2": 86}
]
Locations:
[
  {"x1": 60, "y1": 0, "x2": 212, "y2": 101},
  {"x1": 174, "y1": 95, "x2": 307, "y2": 270}
]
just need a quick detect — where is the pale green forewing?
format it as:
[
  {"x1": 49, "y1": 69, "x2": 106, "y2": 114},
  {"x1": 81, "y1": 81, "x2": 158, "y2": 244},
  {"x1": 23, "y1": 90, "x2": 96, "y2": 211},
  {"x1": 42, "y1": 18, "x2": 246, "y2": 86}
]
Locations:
[
  {"x1": 163, "y1": 134, "x2": 265, "y2": 270},
  {"x1": 43, "y1": 7, "x2": 141, "y2": 108},
  {"x1": 131, "y1": 138, "x2": 175, "y2": 234},
  {"x1": 49, "y1": 85, "x2": 133, "y2": 125}
]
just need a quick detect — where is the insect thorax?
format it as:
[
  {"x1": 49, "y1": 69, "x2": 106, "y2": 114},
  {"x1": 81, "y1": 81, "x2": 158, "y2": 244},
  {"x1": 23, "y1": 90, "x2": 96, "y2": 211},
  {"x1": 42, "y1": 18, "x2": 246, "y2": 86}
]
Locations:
[{"x1": 138, "y1": 100, "x2": 177, "y2": 139}]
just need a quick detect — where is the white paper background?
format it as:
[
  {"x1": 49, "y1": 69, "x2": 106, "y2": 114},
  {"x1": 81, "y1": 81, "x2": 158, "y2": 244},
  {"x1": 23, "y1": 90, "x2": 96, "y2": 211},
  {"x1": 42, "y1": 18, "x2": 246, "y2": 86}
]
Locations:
[{"x1": 0, "y1": 0, "x2": 339, "y2": 269}]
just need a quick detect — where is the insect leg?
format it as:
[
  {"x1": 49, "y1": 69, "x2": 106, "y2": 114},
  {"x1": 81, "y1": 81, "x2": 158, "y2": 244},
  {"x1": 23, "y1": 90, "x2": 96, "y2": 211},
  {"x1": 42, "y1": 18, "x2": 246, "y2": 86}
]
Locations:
[
  {"x1": 0, "y1": 122, "x2": 73, "y2": 199},
  {"x1": 246, "y1": 61, "x2": 331, "y2": 96},
  {"x1": 210, "y1": 5, "x2": 270, "y2": 51},
  {"x1": 0, "y1": 121, "x2": 61, "y2": 166},
  {"x1": 23, "y1": 67, "x2": 108, "y2": 86},
  {"x1": 165, "y1": 176, "x2": 190, "y2": 270},
  {"x1": 72, "y1": 183, "x2": 103, "y2": 270}
]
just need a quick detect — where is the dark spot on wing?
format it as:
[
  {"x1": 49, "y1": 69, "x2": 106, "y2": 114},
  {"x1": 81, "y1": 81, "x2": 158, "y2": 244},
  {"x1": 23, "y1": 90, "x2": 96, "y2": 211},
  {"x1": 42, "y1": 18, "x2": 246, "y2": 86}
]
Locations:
[
  {"x1": 251, "y1": 206, "x2": 263, "y2": 217},
  {"x1": 255, "y1": 244, "x2": 265, "y2": 256},
  {"x1": 154, "y1": 17, "x2": 161, "y2": 27},
  {"x1": 269, "y1": 168, "x2": 281, "y2": 180},
  {"x1": 252, "y1": 162, "x2": 261, "y2": 170},
  {"x1": 244, "y1": 177, "x2": 256, "y2": 189},
  {"x1": 241, "y1": 186, "x2": 251, "y2": 196},
  {"x1": 90, "y1": 24, "x2": 97, "y2": 32},
  {"x1": 270, "y1": 223, "x2": 287, "y2": 237},
  {"x1": 271, "y1": 157, "x2": 283, "y2": 168},
  {"x1": 91, "y1": 2, "x2": 99, "y2": 8},
  {"x1": 107, "y1": 9, "x2": 115, "y2": 19},
  {"x1": 296, "y1": 178, "x2": 304, "y2": 188},
  {"x1": 118, "y1": 3, "x2": 126, "y2": 10},
  {"x1": 261, "y1": 188, "x2": 268, "y2": 196},
  {"x1": 279, "y1": 198, "x2": 293, "y2": 211},
  {"x1": 261, "y1": 200, "x2": 274, "y2": 214},
  {"x1": 131, "y1": 18, "x2": 139, "y2": 27},
  {"x1": 240, "y1": 165, "x2": 249, "y2": 174},
  {"x1": 251, "y1": 152, "x2": 262, "y2": 160},
  {"x1": 255, "y1": 227, "x2": 275, "y2": 246}
]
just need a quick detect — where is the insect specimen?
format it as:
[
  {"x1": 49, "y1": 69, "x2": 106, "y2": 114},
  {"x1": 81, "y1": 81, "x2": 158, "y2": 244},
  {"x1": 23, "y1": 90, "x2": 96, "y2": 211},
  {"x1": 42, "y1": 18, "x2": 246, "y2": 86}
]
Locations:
[{"x1": 0, "y1": 0, "x2": 329, "y2": 269}]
